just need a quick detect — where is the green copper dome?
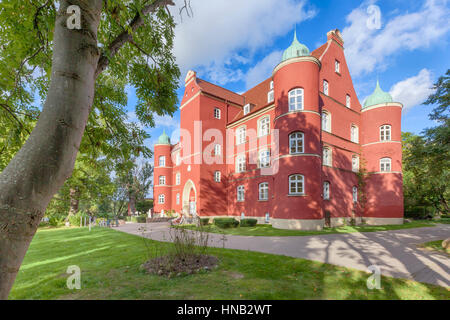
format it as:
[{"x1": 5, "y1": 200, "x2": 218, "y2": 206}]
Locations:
[
  {"x1": 282, "y1": 30, "x2": 310, "y2": 61},
  {"x1": 363, "y1": 80, "x2": 393, "y2": 108},
  {"x1": 157, "y1": 130, "x2": 170, "y2": 145}
]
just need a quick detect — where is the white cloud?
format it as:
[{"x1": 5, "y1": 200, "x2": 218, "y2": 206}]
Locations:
[
  {"x1": 342, "y1": 0, "x2": 450, "y2": 76},
  {"x1": 245, "y1": 50, "x2": 283, "y2": 89},
  {"x1": 127, "y1": 111, "x2": 178, "y2": 130},
  {"x1": 389, "y1": 69, "x2": 435, "y2": 111},
  {"x1": 172, "y1": 0, "x2": 316, "y2": 84}
]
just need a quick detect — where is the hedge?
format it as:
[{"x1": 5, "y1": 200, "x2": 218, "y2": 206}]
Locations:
[
  {"x1": 240, "y1": 218, "x2": 257, "y2": 227},
  {"x1": 200, "y1": 218, "x2": 210, "y2": 226},
  {"x1": 213, "y1": 218, "x2": 239, "y2": 228}
]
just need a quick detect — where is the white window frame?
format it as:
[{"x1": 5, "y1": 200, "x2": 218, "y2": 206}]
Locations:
[
  {"x1": 259, "y1": 182, "x2": 269, "y2": 200},
  {"x1": 289, "y1": 132, "x2": 304, "y2": 154},
  {"x1": 265, "y1": 213, "x2": 270, "y2": 223},
  {"x1": 175, "y1": 172, "x2": 180, "y2": 185},
  {"x1": 322, "y1": 111, "x2": 331, "y2": 132},
  {"x1": 236, "y1": 126, "x2": 246, "y2": 145},
  {"x1": 323, "y1": 181, "x2": 330, "y2": 200},
  {"x1": 323, "y1": 80, "x2": 329, "y2": 95},
  {"x1": 258, "y1": 116, "x2": 270, "y2": 137},
  {"x1": 351, "y1": 125, "x2": 359, "y2": 143},
  {"x1": 158, "y1": 194, "x2": 165, "y2": 204},
  {"x1": 176, "y1": 193, "x2": 180, "y2": 205},
  {"x1": 214, "y1": 108, "x2": 221, "y2": 119},
  {"x1": 288, "y1": 88, "x2": 304, "y2": 111},
  {"x1": 237, "y1": 185, "x2": 245, "y2": 202},
  {"x1": 352, "y1": 155, "x2": 359, "y2": 172},
  {"x1": 352, "y1": 186, "x2": 358, "y2": 203},
  {"x1": 259, "y1": 149, "x2": 270, "y2": 168},
  {"x1": 335, "y1": 60, "x2": 340, "y2": 73},
  {"x1": 346, "y1": 94, "x2": 351, "y2": 108},
  {"x1": 159, "y1": 175, "x2": 166, "y2": 185},
  {"x1": 236, "y1": 154, "x2": 246, "y2": 173},
  {"x1": 380, "y1": 158, "x2": 392, "y2": 172},
  {"x1": 214, "y1": 171, "x2": 221, "y2": 182},
  {"x1": 267, "y1": 90, "x2": 274, "y2": 103},
  {"x1": 175, "y1": 153, "x2": 181, "y2": 166},
  {"x1": 214, "y1": 144, "x2": 221, "y2": 156},
  {"x1": 323, "y1": 147, "x2": 332, "y2": 167},
  {"x1": 243, "y1": 104, "x2": 250, "y2": 115},
  {"x1": 289, "y1": 174, "x2": 305, "y2": 195},
  {"x1": 159, "y1": 156, "x2": 165, "y2": 167},
  {"x1": 380, "y1": 125, "x2": 391, "y2": 141},
  {"x1": 269, "y1": 80, "x2": 274, "y2": 90}
]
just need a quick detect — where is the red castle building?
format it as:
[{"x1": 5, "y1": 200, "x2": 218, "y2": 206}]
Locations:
[{"x1": 153, "y1": 29, "x2": 403, "y2": 230}]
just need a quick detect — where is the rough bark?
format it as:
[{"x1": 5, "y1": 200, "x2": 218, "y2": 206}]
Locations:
[{"x1": 0, "y1": 0, "x2": 103, "y2": 299}]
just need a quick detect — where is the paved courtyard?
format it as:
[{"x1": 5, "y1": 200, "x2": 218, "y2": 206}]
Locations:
[{"x1": 116, "y1": 222, "x2": 450, "y2": 287}]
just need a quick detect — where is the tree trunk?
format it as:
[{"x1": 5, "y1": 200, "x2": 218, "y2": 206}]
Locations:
[
  {"x1": 0, "y1": 1, "x2": 103, "y2": 299},
  {"x1": 129, "y1": 192, "x2": 136, "y2": 216},
  {"x1": 66, "y1": 187, "x2": 80, "y2": 221}
]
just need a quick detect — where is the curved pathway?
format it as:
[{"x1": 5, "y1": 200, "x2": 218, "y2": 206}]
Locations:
[{"x1": 116, "y1": 222, "x2": 450, "y2": 287}]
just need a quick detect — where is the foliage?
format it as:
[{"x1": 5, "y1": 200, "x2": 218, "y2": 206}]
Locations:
[
  {"x1": 200, "y1": 218, "x2": 210, "y2": 226},
  {"x1": 68, "y1": 211, "x2": 90, "y2": 227},
  {"x1": 136, "y1": 199, "x2": 153, "y2": 213},
  {"x1": 240, "y1": 218, "x2": 258, "y2": 227},
  {"x1": 213, "y1": 218, "x2": 239, "y2": 229}
]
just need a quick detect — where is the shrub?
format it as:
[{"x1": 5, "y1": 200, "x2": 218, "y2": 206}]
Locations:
[
  {"x1": 136, "y1": 215, "x2": 147, "y2": 223},
  {"x1": 200, "y1": 218, "x2": 210, "y2": 226},
  {"x1": 214, "y1": 218, "x2": 239, "y2": 228},
  {"x1": 240, "y1": 218, "x2": 257, "y2": 227}
]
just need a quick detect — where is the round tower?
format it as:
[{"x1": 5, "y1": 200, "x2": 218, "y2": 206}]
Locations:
[
  {"x1": 271, "y1": 31, "x2": 323, "y2": 230},
  {"x1": 361, "y1": 81, "x2": 403, "y2": 225},
  {"x1": 153, "y1": 130, "x2": 173, "y2": 214}
]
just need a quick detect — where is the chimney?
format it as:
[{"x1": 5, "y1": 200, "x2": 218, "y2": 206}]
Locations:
[{"x1": 327, "y1": 29, "x2": 344, "y2": 47}]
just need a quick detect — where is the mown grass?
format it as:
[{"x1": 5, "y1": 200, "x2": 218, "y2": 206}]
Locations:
[
  {"x1": 177, "y1": 220, "x2": 436, "y2": 237},
  {"x1": 9, "y1": 227, "x2": 449, "y2": 300}
]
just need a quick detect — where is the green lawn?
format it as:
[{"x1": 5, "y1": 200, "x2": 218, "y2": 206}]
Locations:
[
  {"x1": 9, "y1": 227, "x2": 449, "y2": 300},
  {"x1": 177, "y1": 220, "x2": 436, "y2": 237},
  {"x1": 419, "y1": 240, "x2": 449, "y2": 255}
]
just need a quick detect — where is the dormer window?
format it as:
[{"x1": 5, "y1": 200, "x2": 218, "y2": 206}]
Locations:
[
  {"x1": 270, "y1": 81, "x2": 274, "y2": 90},
  {"x1": 335, "y1": 60, "x2": 340, "y2": 73},
  {"x1": 244, "y1": 104, "x2": 250, "y2": 115},
  {"x1": 267, "y1": 90, "x2": 274, "y2": 103}
]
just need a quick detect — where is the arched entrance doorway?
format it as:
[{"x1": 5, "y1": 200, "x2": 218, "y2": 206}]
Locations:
[{"x1": 182, "y1": 179, "x2": 197, "y2": 217}]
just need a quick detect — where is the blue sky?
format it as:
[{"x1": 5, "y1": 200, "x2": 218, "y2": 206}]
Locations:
[{"x1": 126, "y1": 0, "x2": 449, "y2": 163}]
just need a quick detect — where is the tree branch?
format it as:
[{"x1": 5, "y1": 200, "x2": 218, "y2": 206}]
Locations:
[{"x1": 95, "y1": 0, "x2": 175, "y2": 78}]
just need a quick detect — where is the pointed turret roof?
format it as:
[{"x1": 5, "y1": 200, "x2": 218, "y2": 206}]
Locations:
[
  {"x1": 282, "y1": 29, "x2": 310, "y2": 62},
  {"x1": 363, "y1": 80, "x2": 393, "y2": 108},
  {"x1": 157, "y1": 130, "x2": 170, "y2": 145}
]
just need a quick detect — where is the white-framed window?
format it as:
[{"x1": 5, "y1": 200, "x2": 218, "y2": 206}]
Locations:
[
  {"x1": 159, "y1": 156, "x2": 165, "y2": 167},
  {"x1": 214, "y1": 144, "x2": 221, "y2": 156},
  {"x1": 346, "y1": 94, "x2": 351, "y2": 108},
  {"x1": 214, "y1": 108, "x2": 221, "y2": 119},
  {"x1": 380, "y1": 158, "x2": 392, "y2": 172},
  {"x1": 236, "y1": 126, "x2": 246, "y2": 145},
  {"x1": 289, "y1": 132, "x2": 304, "y2": 154},
  {"x1": 241, "y1": 212, "x2": 245, "y2": 219},
  {"x1": 259, "y1": 182, "x2": 269, "y2": 200},
  {"x1": 323, "y1": 181, "x2": 330, "y2": 200},
  {"x1": 175, "y1": 153, "x2": 181, "y2": 166},
  {"x1": 159, "y1": 175, "x2": 166, "y2": 185},
  {"x1": 187, "y1": 165, "x2": 191, "y2": 172},
  {"x1": 258, "y1": 116, "x2": 270, "y2": 137},
  {"x1": 351, "y1": 125, "x2": 359, "y2": 143},
  {"x1": 323, "y1": 80, "x2": 329, "y2": 95},
  {"x1": 322, "y1": 111, "x2": 331, "y2": 132},
  {"x1": 265, "y1": 213, "x2": 270, "y2": 223},
  {"x1": 176, "y1": 193, "x2": 180, "y2": 205},
  {"x1": 352, "y1": 186, "x2": 358, "y2": 203},
  {"x1": 214, "y1": 171, "x2": 221, "y2": 182},
  {"x1": 175, "y1": 172, "x2": 181, "y2": 185},
  {"x1": 288, "y1": 88, "x2": 304, "y2": 111},
  {"x1": 380, "y1": 125, "x2": 391, "y2": 141},
  {"x1": 259, "y1": 149, "x2": 270, "y2": 168},
  {"x1": 237, "y1": 185, "x2": 245, "y2": 202},
  {"x1": 158, "y1": 194, "x2": 165, "y2": 204},
  {"x1": 289, "y1": 174, "x2": 305, "y2": 195},
  {"x1": 236, "y1": 155, "x2": 246, "y2": 173},
  {"x1": 335, "y1": 60, "x2": 340, "y2": 73},
  {"x1": 243, "y1": 104, "x2": 250, "y2": 115},
  {"x1": 352, "y1": 155, "x2": 359, "y2": 172},
  {"x1": 323, "y1": 147, "x2": 332, "y2": 166},
  {"x1": 267, "y1": 90, "x2": 274, "y2": 103},
  {"x1": 270, "y1": 80, "x2": 274, "y2": 90}
]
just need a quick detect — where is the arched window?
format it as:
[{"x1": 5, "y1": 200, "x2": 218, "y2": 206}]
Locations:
[
  {"x1": 237, "y1": 185, "x2": 245, "y2": 202},
  {"x1": 214, "y1": 171, "x2": 221, "y2": 182},
  {"x1": 380, "y1": 158, "x2": 391, "y2": 172},
  {"x1": 323, "y1": 147, "x2": 332, "y2": 166},
  {"x1": 259, "y1": 182, "x2": 269, "y2": 200},
  {"x1": 323, "y1": 80, "x2": 329, "y2": 95},
  {"x1": 258, "y1": 116, "x2": 270, "y2": 137},
  {"x1": 380, "y1": 125, "x2": 391, "y2": 141},
  {"x1": 352, "y1": 155, "x2": 359, "y2": 172},
  {"x1": 236, "y1": 155, "x2": 246, "y2": 173},
  {"x1": 352, "y1": 187, "x2": 358, "y2": 203},
  {"x1": 289, "y1": 174, "x2": 304, "y2": 195},
  {"x1": 346, "y1": 94, "x2": 351, "y2": 108},
  {"x1": 214, "y1": 108, "x2": 221, "y2": 119},
  {"x1": 159, "y1": 175, "x2": 166, "y2": 185},
  {"x1": 236, "y1": 126, "x2": 246, "y2": 145},
  {"x1": 176, "y1": 193, "x2": 180, "y2": 205},
  {"x1": 289, "y1": 132, "x2": 304, "y2": 154},
  {"x1": 323, "y1": 181, "x2": 330, "y2": 200},
  {"x1": 288, "y1": 88, "x2": 304, "y2": 111},
  {"x1": 322, "y1": 111, "x2": 331, "y2": 132},
  {"x1": 175, "y1": 172, "x2": 180, "y2": 185},
  {"x1": 351, "y1": 125, "x2": 359, "y2": 143},
  {"x1": 259, "y1": 149, "x2": 270, "y2": 168},
  {"x1": 159, "y1": 156, "x2": 165, "y2": 167},
  {"x1": 158, "y1": 194, "x2": 165, "y2": 204}
]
